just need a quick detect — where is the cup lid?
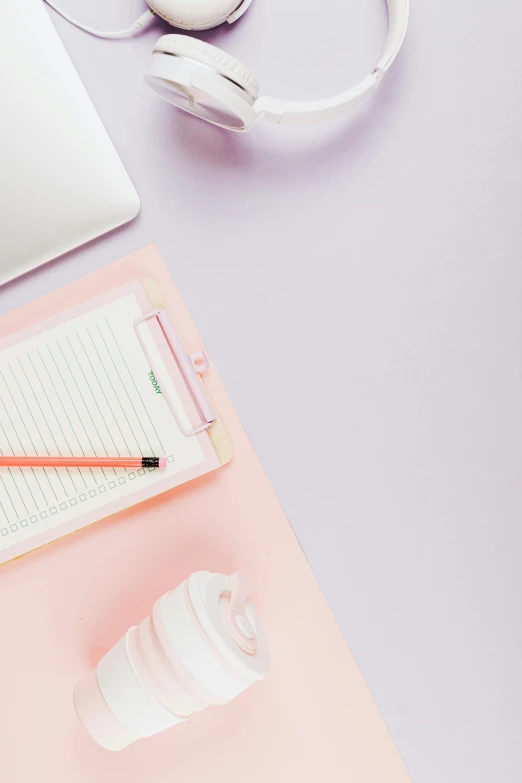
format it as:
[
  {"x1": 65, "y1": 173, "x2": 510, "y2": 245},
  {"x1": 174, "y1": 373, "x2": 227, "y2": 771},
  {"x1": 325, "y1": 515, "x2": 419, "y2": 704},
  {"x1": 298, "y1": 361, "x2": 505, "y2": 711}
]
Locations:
[{"x1": 187, "y1": 571, "x2": 270, "y2": 684}]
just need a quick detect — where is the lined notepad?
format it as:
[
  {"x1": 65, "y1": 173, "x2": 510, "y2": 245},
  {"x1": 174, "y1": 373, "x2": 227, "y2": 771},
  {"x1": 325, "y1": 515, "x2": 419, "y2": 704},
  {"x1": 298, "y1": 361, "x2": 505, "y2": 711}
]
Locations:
[{"x1": 0, "y1": 292, "x2": 208, "y2": 552}]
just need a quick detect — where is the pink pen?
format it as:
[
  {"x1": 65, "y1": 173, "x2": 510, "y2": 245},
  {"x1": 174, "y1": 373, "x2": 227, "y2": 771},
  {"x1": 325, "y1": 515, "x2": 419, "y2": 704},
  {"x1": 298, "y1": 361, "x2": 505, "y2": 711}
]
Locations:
[{"x1": 0, "y1": 457, "x2": 167, "y2": 469}]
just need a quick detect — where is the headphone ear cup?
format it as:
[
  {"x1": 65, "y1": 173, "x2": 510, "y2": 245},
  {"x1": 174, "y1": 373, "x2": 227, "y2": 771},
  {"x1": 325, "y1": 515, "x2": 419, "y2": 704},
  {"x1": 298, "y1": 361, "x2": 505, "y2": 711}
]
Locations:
[
  {"x1": 153, "y1": 35, "x2": 259, "y2": 99},
  {"x1": 147, "y1": 0, "x2": 245, "y2": 31},
  {"x1": 145, "y1": 35, "x2": 260, "y2": 130}
]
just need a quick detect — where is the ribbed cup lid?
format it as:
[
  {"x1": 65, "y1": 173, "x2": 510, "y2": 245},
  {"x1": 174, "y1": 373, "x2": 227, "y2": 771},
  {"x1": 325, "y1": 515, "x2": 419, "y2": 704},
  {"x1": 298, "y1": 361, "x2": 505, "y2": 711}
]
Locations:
[{"x1": 187, "y1": 571, "x2": 270, "y2": 686}]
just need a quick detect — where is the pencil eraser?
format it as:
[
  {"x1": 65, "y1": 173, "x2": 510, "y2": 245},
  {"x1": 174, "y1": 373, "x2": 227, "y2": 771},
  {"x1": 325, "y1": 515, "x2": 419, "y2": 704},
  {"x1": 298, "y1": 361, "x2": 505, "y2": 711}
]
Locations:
[{"x1": 158, "y1": 458, "x2": 167, "y2": 468}]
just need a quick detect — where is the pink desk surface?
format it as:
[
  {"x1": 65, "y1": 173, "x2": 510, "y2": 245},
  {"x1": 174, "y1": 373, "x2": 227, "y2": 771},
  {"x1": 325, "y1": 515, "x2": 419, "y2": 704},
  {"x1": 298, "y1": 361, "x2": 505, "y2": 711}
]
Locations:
[{"x1": 0, "y1": 246, "x2": 411, "y2": 783}]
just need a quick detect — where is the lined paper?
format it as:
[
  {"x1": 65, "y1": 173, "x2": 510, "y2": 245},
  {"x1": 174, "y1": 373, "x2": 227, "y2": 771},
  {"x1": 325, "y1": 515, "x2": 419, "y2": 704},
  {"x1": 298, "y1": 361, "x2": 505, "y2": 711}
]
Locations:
[{"x1": 0, "y1": 293, "x2": 205, "y2": 550}]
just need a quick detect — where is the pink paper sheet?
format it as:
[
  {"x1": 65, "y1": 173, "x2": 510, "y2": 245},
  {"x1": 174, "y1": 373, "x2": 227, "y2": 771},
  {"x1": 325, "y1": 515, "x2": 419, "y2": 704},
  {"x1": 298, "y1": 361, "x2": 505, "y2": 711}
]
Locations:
[{"x1": 0, "y1": 246, "x2": 412, "y2": 783}]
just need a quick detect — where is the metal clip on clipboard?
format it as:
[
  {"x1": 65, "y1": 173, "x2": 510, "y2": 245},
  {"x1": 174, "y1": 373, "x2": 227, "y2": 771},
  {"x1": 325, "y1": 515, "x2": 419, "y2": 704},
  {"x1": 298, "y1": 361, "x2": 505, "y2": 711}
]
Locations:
[{"x1": 134, "y1": 310, "x2": 217, "y2": 437}]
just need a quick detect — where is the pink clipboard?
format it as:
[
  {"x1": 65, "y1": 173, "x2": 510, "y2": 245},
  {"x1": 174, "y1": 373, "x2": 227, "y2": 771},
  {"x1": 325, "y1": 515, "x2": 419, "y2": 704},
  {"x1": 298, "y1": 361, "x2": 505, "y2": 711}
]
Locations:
[
  {"x1": 0, "y1": 245, "x2": 412, "y2": 783},
  {"x1": 0, "y1": 277, "x2": 230, "y2": 565}
]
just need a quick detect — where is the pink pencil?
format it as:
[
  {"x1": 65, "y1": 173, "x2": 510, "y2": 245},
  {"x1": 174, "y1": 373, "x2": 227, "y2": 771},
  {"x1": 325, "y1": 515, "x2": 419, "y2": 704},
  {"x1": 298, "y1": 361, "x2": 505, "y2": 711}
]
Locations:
[{"x1": 0, "y1": 457, "x2": 167, "y2": 469}]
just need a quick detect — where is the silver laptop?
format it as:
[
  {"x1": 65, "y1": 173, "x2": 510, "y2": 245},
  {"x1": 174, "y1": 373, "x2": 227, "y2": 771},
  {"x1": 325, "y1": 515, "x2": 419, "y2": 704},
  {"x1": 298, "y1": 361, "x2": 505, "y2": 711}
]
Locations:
[{"x1": 0, "y1": 0, "x2": 140, "y2": 285}]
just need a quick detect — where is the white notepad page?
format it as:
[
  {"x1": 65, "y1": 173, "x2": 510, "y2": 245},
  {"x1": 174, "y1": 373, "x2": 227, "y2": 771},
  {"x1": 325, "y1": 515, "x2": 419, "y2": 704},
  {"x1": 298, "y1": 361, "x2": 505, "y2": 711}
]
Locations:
[{"x1": 0, "y1": 292, "x2": 206, "y2": 552}]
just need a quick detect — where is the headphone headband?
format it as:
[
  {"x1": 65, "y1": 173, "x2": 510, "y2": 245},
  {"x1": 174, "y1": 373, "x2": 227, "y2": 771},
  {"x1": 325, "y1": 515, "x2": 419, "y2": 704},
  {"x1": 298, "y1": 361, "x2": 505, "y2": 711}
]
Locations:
[{"x1": 254, "y1": 0, "x2": 409, "y2": 127}]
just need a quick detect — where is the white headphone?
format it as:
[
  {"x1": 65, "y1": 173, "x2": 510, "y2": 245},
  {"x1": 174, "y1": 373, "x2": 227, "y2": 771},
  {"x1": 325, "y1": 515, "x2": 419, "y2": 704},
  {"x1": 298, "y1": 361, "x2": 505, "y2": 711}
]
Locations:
[{"x1": 44, "y1": 0, "x2": 409, "y2": 132}]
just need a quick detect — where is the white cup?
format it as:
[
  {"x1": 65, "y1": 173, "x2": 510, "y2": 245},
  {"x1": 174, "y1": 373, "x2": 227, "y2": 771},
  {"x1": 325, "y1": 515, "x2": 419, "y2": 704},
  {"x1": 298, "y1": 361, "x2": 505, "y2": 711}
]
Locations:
[{"x1": 73, "y1": 571, "x2": 269, "y2": 750}]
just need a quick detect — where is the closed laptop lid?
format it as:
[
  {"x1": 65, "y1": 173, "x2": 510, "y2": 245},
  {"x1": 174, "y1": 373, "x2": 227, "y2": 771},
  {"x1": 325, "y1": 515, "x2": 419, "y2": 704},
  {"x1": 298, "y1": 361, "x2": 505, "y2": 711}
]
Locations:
[{"x1": 0, "y1": 0, "x2": 140, "y2": 285}]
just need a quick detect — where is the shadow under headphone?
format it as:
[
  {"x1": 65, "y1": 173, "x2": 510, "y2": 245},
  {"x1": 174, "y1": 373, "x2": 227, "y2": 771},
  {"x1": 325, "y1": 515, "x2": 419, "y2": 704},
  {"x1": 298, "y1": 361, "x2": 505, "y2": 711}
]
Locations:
[{"x1": 43, "y1": 0, "x2": 409, "y2": 132}]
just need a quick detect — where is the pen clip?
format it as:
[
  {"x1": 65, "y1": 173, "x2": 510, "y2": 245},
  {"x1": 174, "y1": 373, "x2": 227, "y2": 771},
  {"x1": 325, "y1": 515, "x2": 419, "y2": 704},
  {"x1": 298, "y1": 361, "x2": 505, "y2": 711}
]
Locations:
[{"x1": 134, "y1": 310, "x2": 216, "y2": 438}]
